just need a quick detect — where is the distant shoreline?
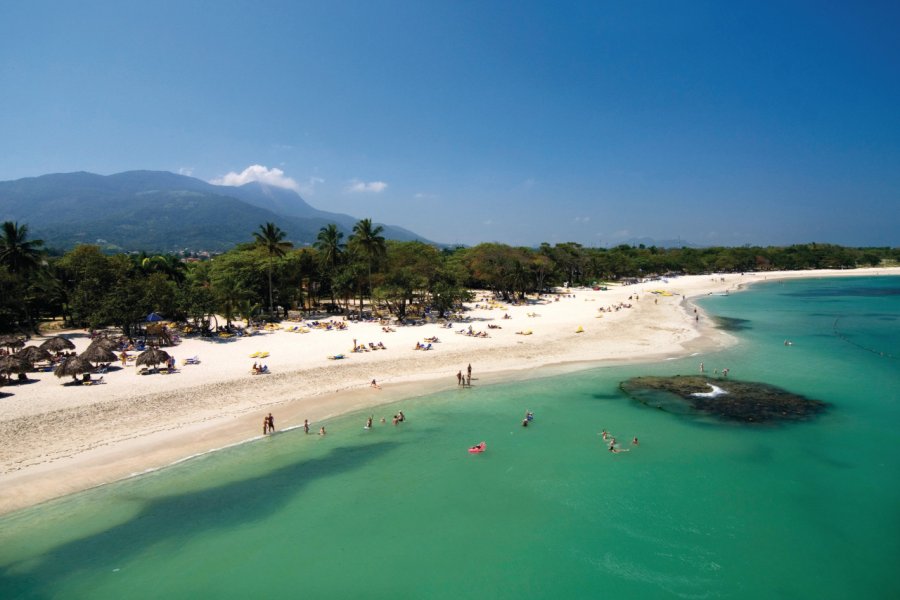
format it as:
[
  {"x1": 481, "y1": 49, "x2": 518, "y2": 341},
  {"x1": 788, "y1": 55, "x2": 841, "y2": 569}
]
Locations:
[{"x1": 1, "y1": 267, "x2": 896, "y2": 516}]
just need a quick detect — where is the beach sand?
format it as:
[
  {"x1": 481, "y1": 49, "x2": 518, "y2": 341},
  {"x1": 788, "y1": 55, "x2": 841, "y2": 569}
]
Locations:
[{"x1": 0, "y1": 268, "x2": 895, "y2": 514}]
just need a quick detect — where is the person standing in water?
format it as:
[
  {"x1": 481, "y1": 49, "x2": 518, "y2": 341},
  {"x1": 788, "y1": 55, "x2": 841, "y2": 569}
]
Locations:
[{"x1": 303, "y1": 419, "x2": 309, "y2": 434}]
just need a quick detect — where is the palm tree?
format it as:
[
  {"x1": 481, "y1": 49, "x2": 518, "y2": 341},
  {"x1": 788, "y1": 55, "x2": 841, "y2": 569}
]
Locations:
[
  {"x1": 252, "y1": 223, "x2": 293, "y2": 316},
  {"x1": 139, "y1": 253, "x2": 186, "y2": 284},
  {"x1": 314, "y1": 224, "x2": 345, "y2": 308},
  {"x1": 0, "y1": 221, "x2": 44, "y2": 274},
  {"x1": 349, "y1": 218, "x2": 386, "y2": 313},
  {"x1": 212, "y1": 273, "x2": 250, "y2": 328}
]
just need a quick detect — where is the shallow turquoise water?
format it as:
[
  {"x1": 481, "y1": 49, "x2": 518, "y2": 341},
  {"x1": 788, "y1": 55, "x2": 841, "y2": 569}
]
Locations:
[{"x1": 1, "y1": 276, "x2": 898, "y2": 599}]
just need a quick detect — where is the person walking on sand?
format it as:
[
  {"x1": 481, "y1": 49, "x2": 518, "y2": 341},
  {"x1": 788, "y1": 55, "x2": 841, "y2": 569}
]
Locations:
[
  {"x1": 267, "y1": 413, "x2": 275, "y2": 434},
  {"x1": 457, "y1": 370, "x2": 462, "y2": 386},
  {"x1": 467, "y1": 363, "x2": 472, "y2": 380},
  {"x1": 263, "y1": 416, "x2": 269, "y2": 435},
  {"x1": 466, "y1": 373, "x2": 471, "y2": 387}
]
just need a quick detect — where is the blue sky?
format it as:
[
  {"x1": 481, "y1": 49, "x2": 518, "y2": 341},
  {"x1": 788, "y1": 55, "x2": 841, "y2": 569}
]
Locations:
[{"x1": 1, "y1": 1, "x2": 898, "y2": 247}]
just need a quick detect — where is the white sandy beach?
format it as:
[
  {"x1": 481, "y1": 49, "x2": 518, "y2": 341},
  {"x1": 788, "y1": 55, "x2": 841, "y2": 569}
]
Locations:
[{"x1": 0, "y1": 268, "x2": 895, "y2": 514}]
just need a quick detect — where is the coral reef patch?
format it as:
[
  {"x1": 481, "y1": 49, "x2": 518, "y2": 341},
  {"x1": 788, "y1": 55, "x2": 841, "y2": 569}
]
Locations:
[{"x1": 619, "y1": 375, "x2": 828, "y2": 424}]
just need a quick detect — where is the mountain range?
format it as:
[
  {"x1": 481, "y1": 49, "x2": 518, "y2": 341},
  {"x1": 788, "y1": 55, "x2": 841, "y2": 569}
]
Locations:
[{"x1": 0, "y1": 170, "x2": 429, "y2": 253}]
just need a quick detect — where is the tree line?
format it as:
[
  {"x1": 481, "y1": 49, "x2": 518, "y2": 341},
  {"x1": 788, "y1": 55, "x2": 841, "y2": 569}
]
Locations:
[{"x1": 1, "y1": 219, "x2": 897, "y2": 335}]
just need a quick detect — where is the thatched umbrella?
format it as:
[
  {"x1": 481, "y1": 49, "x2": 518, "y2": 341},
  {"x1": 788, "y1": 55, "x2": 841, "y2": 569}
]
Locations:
[
  {"x1": 88, "y1": 337, "x2": 120, "y2": 351},
  {"x1": 0, "y1": 334, "x2": 26, "y2": 350},
  {"x1": 53, "y1": 356, "x2": 92, "y2": 380},
  {"x1": 0, "y1": 355, "x2": 29, "y2": 375},
  {"x1": 79, "y1": 345, "x2": 118, "y2": 366},
  {"x1": 40, "y1": 336, "x2": 75, "y2": 352},
  {"x1": 136, "y1": 348, "x2": 170, "y2": 368},
  {"x1": 16, "y1": 346, "x2": 52, "y2": 364}
]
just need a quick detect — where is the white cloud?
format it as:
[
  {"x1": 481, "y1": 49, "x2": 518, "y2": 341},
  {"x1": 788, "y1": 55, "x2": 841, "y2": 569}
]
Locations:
[
  {"x1": 346, "y1": 179, "x2": 388, "y2": 193},
  {"x1": 483, "y1": 219, "x2": 494, "y2": 226},
  {"x1": 574, "y1": 216, "x2": 591, "y2": 223},
  {"x1": 211, "y1": 165, "x2": 301, "y2": 192},
  {"x1": 178, "y1": 167, "x2": 194, "y2": 176}
]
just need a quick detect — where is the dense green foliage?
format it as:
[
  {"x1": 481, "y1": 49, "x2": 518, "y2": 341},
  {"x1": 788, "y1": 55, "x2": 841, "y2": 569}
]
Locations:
[{"x1": 0, "y1": 218, "x2": 897, "y2": 334}]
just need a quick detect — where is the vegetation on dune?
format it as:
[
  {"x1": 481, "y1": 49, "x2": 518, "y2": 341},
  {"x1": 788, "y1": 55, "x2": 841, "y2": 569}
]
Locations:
[{"x1": 0, "y1": 217, "x2": 897, "y2": 335}]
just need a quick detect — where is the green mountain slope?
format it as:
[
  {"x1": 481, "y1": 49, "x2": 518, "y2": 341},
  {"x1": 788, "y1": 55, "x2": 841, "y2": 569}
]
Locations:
[{"x1": 0, "y1": 171, "x2": 429, "y2": 252}]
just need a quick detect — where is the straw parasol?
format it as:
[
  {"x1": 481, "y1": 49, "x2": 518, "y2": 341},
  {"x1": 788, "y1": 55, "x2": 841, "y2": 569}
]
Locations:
[
  {"x1": 16, "y1": 345, "x2": 52, "y2": 364},
  {"x1": 40, "y1": 336, "x2": 75, "y2": 352},
  {"x1": 0, "y1": 334, "x2": 26, "y2": 350},
  {"x1": 136, "y1": 348, "x2": 171, "y2": 368},
  {"x1": 53, "y1": 356, "x2": 92, "y2": 379},
  {"x1": 79, "y1": 345, "x2": 118, "y2": 365},
  {"x1": 88, "y1": 337, "x2": 120, "y2": 351},
  {"x1": 0, "y1": 355, "x2": 29, "y2": 375}
]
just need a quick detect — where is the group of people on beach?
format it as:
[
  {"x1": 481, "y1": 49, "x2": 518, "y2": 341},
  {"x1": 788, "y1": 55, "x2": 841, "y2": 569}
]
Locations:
[
  {"x1": 251, "y1": 362, "x2": 269, "y2": 374},
  {"x1": 456, "y1": 363, "x2": 473, "y2": 386},
  {"x1": 262, "y1": 413, "x2": 275, "y2": 435}
]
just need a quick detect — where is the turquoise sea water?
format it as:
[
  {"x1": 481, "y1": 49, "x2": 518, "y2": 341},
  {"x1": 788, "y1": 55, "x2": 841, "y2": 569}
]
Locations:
[{"x1": 1, "y1": 276, "x2": 898, "y2": 599}]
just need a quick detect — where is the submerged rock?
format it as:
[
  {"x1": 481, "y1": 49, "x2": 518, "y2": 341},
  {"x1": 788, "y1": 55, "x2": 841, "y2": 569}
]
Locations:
[
  {"x1": 619, "y1": 375, "x2": 828, "y2": 424},
  {"x1": 711, "y1": 316, "x2": 752, "y2": 331}
]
